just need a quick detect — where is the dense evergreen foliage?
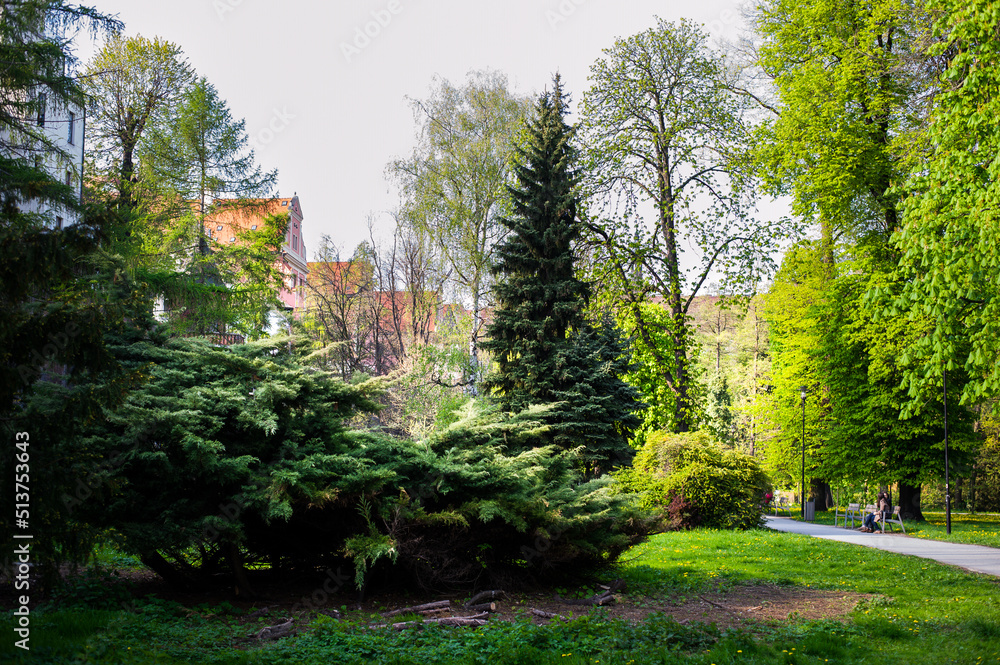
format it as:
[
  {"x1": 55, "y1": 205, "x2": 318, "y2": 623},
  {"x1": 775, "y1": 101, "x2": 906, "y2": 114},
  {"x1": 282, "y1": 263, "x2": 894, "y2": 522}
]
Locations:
[
  {"x1": 70, "y1": 333, "x2": 648, "y2": 593},
  {"x1": 482, "y1": 76, "x2": 641, "y2": 474},
  {"x1": 0, "y1": 2, "x2": 149, "y2": 587}
]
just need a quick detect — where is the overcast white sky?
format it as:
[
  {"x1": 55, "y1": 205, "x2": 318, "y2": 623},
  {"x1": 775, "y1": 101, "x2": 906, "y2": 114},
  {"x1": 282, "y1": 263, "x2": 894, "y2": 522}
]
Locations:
[{"x1": 74, "y1": 0, "x2": 755, "y2": 259}]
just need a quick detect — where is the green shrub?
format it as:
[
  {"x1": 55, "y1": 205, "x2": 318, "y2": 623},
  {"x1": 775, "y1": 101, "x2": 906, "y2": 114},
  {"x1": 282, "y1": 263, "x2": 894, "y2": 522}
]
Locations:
[
  {"x1": 71, "y1": 335, "x2": 650, "y2": 593},
  {"x1": 614, "y1": 430, "x2": 771, "y2": 530}
]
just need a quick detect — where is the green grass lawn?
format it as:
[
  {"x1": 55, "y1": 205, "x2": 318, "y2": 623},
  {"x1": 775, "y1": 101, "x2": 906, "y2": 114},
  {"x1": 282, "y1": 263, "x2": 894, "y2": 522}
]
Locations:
[
  {"x1": 787, "y1": 507, "x2": 1000, "y2": 548},
  {"x1": 3, "y1": 528, "x2": 999, "y2": 664}
]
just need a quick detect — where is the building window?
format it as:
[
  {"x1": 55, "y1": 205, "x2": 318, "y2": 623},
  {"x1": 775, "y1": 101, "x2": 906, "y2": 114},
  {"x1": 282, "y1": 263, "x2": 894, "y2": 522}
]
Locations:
[
  {"x1": 292, "y1": 236, "x2": 298, "y2": 251},
  {"x1": 250, "y1": 224, "x2": 257, "y2": 230},
  {"x1": 230, "y1": 237, "x2": 236, "y2": 243},
  {"x1": 68, "y1": 111, "x2": 75, "y2": 144},
  {"x1": 291, "y1": 274, "x2": 297, "y2": 288},
  {"x1": 65, "y1": 170, "x2": 72, "y2": 187},
  {"x1": 37, "y1": 93, "x2": 46, "y2": 126},
  {"x1": 55, "y1": 216, "x2": 63, "y2": 230},
  {"x1": 282, "y1": 201, "x2": 288, "y2": 206},
  {"x1": 217, "y1": 225, "x2": 224, "y2": 231}
]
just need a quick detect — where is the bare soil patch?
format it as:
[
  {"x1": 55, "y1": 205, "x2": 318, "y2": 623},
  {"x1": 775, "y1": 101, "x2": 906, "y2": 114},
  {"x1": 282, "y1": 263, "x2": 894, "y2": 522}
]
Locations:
[
  {"x1": 3, "y1": 567, "x2": 877, "y2": 635},
  {"x1": 484, "y1": 584, "x2": 873, "y2": 630}
]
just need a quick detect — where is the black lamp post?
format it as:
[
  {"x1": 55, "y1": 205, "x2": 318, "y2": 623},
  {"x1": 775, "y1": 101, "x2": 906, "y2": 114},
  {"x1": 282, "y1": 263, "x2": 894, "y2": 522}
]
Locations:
[
  {"x1": 800, "y1": 385, "x2": 807, "y2": 520},
  {"x1": 944, "y1": 366, "x2": 951, "y2": 534}
]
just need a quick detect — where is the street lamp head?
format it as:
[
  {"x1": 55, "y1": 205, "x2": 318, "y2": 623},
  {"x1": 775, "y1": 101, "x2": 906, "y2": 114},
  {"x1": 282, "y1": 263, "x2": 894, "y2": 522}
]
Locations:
[{"x1": 799, "y1": 385, "x2": 808, "y2": 401}]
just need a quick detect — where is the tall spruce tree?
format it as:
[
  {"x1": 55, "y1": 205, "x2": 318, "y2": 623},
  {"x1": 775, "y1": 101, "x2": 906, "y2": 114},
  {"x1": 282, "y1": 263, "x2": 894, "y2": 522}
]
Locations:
[
  {"x1": 482, "y1": 76, "x2": 640, "y2": 475},
  {"x1": 0, "y1": 2, "x2": 157, "y2": 588}
]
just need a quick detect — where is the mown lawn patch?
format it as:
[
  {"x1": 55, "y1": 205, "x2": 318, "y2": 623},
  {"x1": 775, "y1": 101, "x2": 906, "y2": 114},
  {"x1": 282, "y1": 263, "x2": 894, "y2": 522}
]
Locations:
[{"x1": 3, "y1": 528, "x2": 999, "y2": 664}]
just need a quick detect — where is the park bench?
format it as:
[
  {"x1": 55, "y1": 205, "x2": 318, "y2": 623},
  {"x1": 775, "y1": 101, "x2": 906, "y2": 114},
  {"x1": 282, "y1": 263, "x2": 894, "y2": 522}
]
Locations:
[
  {"x1": 876, "y1": 505, "x2": 906, "y2": 534},
  {"x1": 774, "y1": 496, "x2": 791, "y2": 517},
  {"x1": 860, "y1": 504, "x2": 907, "y2": 534},
  {"x1": 835, "y1": 503, "x2": 861, "y2": 528}
]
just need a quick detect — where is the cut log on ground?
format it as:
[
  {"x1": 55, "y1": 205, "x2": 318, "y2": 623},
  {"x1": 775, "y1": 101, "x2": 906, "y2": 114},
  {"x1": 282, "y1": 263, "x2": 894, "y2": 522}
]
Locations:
[
  {"x1": 465, "y1": 602, "x2": 497, "y2": 613},
  {"x1": 557, "y1": 590, "x2": 615, "y2": 606},
  {"x1": 530, "y1": 608, "x2": 564, "y2": 620},
  {"x1": 255, "y1": 618, "x2": 294, "y2": 641},
  {"x1": 381, "y1": 600, "x2": 451, "y2": 618},
  {"x1": 464, "y1": 590, "x2": 504, "y2": 608},
  {"x1": 388, "y1": 612, "x2": 489, "y2": 630},
  {"x1": 599, "y1": 579, "x2": 628, "y2": 593}
]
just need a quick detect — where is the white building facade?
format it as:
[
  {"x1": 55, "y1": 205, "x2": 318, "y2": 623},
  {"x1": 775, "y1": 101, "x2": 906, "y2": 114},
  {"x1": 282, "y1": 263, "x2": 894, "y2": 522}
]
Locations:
[{"x1": 0, "y1": 88, "x2": 86, "y2": 228}]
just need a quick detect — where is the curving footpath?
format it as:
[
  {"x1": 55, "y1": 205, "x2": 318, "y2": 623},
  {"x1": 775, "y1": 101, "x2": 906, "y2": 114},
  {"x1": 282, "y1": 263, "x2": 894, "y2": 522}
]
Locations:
[{"x1": 765, "y1": 515, "x2": 1000, "y2": 578}]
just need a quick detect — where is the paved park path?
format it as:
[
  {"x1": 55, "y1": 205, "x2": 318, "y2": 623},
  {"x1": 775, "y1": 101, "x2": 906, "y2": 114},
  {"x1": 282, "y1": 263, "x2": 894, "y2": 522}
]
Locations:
[{"x1": 765, "y1": 515, "x2": 1000, "y2": 578}]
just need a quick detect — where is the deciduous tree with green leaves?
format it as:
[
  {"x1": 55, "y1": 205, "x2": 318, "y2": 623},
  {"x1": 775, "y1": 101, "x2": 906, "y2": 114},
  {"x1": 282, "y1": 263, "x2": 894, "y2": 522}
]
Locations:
[
  {"x1": 581, "y1": 18, "x2": 779, "y2": 433},
  {"x1": 389, "y1": 71, "x2": 530, "y2": 386},
  {"x1": 750, "y1": 0, "x2": 953, "y2": 515},
  {"x1": 759, "y1": 240, "x2": 974, "y2": 518},
  {"x1": 755, "y1": 241, "x2": 827, "y2": 492},
  {"x1": 818, "y1": 252, "x2": 974, "y2": 520},
  {"x1": 894, "y1": 0, "x2": 1000, "y2": 409},
  {"x1": 752, "y1": 0, "x2": 932, "y2": 265},
  {"x1": 82, "y1": 34, "x2": 194, "y2": 211}
]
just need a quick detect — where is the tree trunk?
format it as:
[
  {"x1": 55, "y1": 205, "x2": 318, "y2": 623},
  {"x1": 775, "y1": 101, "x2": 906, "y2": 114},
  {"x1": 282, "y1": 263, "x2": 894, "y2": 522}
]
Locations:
[
  {"x1": 120, "y1": 147, "x2": 135, "y2": 210},
  {"x1": 465, "y1": 590, "x2": 504, "y2": 607},
  {"x1": 897, "y1": 481, "x2": 924, "y2": 521},
  {"x1": 810, "y1": 479, "x2": 833, "y2": 510},
  {"x1": 225, "y1": 540, "x2": 255, "y2": 598},
  {"x1": 140, "y1": 550, "x2": 193, "y2": 589},
  {"x1": 381, "y1": 600, "x2": 451, "y2": 618},
  {"x1": 674, "y1": 336, "x2": 691, "y2": 433},
  {"x1": 969, "y1": 467, "x2": 978, "y2": 513},
  {"x1": 468, "y1": 286, "x2": 481, "y2": 396}
]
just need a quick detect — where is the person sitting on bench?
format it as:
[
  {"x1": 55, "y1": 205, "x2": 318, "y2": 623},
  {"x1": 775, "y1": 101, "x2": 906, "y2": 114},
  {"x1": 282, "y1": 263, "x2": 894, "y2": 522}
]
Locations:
[{"x1": 860, "y1": 491, "x2": 889, "y2": 532}]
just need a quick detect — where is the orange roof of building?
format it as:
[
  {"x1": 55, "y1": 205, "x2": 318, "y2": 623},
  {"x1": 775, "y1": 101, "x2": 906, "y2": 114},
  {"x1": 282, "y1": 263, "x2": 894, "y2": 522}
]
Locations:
[{"x1": 202, "y1": 198, "x2": 296, "y2": 239}]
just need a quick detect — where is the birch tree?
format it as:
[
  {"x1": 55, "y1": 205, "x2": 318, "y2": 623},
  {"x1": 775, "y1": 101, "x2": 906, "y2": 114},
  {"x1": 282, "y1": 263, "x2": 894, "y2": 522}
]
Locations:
[{"x1": 389, "y1": 70, "x2": 530, "y2": 386}]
